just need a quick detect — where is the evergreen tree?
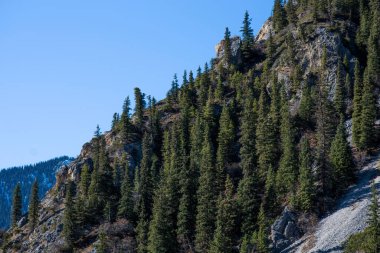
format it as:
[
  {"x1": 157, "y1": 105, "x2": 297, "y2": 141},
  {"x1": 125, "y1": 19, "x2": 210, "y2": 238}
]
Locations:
[
  {"x1": 352, "y1": 60, "x2": 363, "y2": 147},
  {"x1": 240, "y1": 11, "x2": 255, "y2": 66},
  {"x1": 368, "y1": 182, "x2": 379, "y2": 251},
  {"x1": 96, "y1": 229, "x2": 107, "y2": 253},
  {"x1": 134, "y1": 87, "x2": 145, "y2": 129},
  {"x1": 63, "y1": 182, "x2": 76, "y2": 248},
  {"x1": 273, "y1": 0, "x2": 287, "y2": 32},
  {"x1": 28, "y1": 180, "x2": 39, "y2": 231},
  {"x1": 285, "y1": 0, "x2": 297, "y2": 24},
  {"x1": 276, "y1": 88, "x2": 298, "y2": 201},
  {"x1": 11, "y1": 183, "x2": 22, "y2": 227},
  {"x1": 299, "y1": 84, "x2": 315, "y2": 124},
  {"x1": 195, "y1": 126, "x2": 218, "y2": 253},
  {"x1": 120, "y1": 96, "x2": 131, "y2": 142},
  {"x1": 210, "y1": 177, "x2": 238, "y2": 253},
  {"x1": 359, "y1": 69, "x2": 376, "y2": 150},
  {"x1": 329, "y1": 116, "x2": 355, "y2": 193},
  {"x1": 224, "y1": 27, "x2": 233, "y2": 66},
  {"x1": 334, "y1": 62, "x2": 346, "y2": 115},
  {"x1": 297, "y1": 137, "x2": 315, "y2": 212},
  {"x1": 111, "y1": 112, "x2": 120, "y2": 130},
  {"x1": 136, "y1": 133, "x2": 154, "y2": 253},
  {"x1": 254, "y1": 205, "x2": 269, "y2": 253},
  {"x1": 238, "y1": 99, "x2": 259, "y2": 236},
  {"x1": 216, "y1": 104, "x2": 235, "y2": 193},
  {"x1": 117, "y1": 162, "x2": 134, "y2": 221}
]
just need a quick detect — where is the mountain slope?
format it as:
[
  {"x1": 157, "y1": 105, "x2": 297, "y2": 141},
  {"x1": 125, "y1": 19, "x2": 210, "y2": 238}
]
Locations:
[
  {"x1": 0, "y1": 157, "x2": 73, "y2": 229},
  {"x1": 283, "y1": 154, "x2": 380, "y2": 253}
]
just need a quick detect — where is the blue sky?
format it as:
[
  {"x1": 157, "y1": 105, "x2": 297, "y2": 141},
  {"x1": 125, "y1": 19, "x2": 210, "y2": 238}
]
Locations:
[{"x1": 0, "y1": 1, "x2": 273, "y2": 169}]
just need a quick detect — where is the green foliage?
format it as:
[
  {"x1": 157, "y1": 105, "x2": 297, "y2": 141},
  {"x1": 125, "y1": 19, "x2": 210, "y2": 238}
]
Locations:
[
  {"x1": 120, "y1": 96, "x2": 132, "y2": 142},
  {"x1": 96, "y1": 228, "x2": 107, "y2": 253},
  {"x1": 240, "y1": 11, "x2": 255, "y2": 66},
  {"x1": 134, "y1": 87, "x2": 145, "y2": 129},
  {"x1": 299, "y1": 84, "x2": 315, "y2": 124},
  {"x1": 63, "y1": 182, "x2": 75, "y2": 248},
  {"x1": 276, "y1": 88, "x2": 298, "y2": 201},
  {"x1": 334, "y1": 63, "x2": 346, "y2": 115},
  {"x1": 216, "y1": 104, "x2": 235, "y2": 193},
  {"x1": 28, "y1": 180, "x2": 39, "y2": 231},
  {"x1": 352, "y1": 60, "x2": 362, "y2": 147},
  {"x1": 11, "y1": 183, "x2": 22, "y2": 227},
  {"x1": 195, "y1": 126, "x2": 218, "y2": 253},
  {"x1": 273, "y1": 0, "x2": 287, "y2": 32},
  {"x1": 297, "y1": 137, "x2": 315, "y2": 212},
  {"x1": 223, "y1": 27, "x2": 233, "y2": 66},
  {"x1": 210, "y1": 177, "x2": 238, "y2": 253},
  {"x1": 238, "y1": 99, "x2": 259, "y2": 236},
  {"x1": 117, "y1": 163, "x2": 134, "y2": 221},
  {"x1": 329, "y1": 116, "x2": 355, "y2": 193}
]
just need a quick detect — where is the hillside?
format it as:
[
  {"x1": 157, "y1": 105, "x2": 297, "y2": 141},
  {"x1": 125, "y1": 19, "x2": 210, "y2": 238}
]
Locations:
[
  {"x1": 1, "y1": 0, "x2": 380, "y2": 252},
  {"x1": 0, "y1": 157, "x2": 73, "y2": 229}
]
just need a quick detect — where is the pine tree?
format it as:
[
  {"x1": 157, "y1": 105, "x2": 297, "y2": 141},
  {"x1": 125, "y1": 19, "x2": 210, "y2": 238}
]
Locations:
[
  {"x1": 286, "y1": 0, "x2": 297, "y2": 24},
  {"x1": 117, "y1": 162, "x2": 134, "y2": 221},
  {"x1": 238, "y1": 99, "x2": 259, "y2": 236},
  {"x1": 329, "y1": 116, "x2": 355, "y2": 193},
  {"x1": 120, "y1": 96, "x2": 131, "y2": 142},
  {"x1": 63, "y1": 182, "x2": 76, "y2": 248},
  {"x1": 299, "y1": 84, "x2": 315, "y2": 124},
  {"x1": 352, "y1": 60, "x2": 363, "y2": 147},
  {"x1": 96, "y1": 228, "x2": 107, "y2": 253},
  {"x1": 297, "y1": 137, "x2": 315, "y2": 212},
  {"x1": 224, "y1": 27, "x2": 233, "y2": 66},
  {"x1": 262, "y1": 165, "x2": 277, "y2": 216},
  {"x1": 11, "y1": 183, "x2": 22, "y2": 227},
  {"x1": 359, "y1": 69, "x2": 376, "y2": 150},
  {"x1": 28, "y1": 180, "x2": 39, "y2": 231},
  {"x1": 334, "y1": 62, "x2": 346, "y2": 115},
  {"x1": 240, "y1": 11, "x2": 255, "y2": 66},
  {"x1": 276, "y1": 88, "x2": 298, "y2": 201},
  {"x1": 216, "y1": 104, "x2": 235, "y2": 193},
  {"x1": 136, "y1": 133, "x2": 154, "y2": 253},
  {"x1": 195, "y1": 126, "x2": 218, "y2": 253},
  {"x1": 134, "y1": 87, "x2": 145, "y2": 129},
  {"x1": 273, "y1": 0, "x2": 287, "y2": 32},
  {"x1": 368, "y1": 182, "x2": 379, "y2": 251},
  {"x1": 210, "y1": 177, "x2": 238, "y2": 253},
  {"x1": 111, "y1": 112, "x2": 120, "y2": 130},
  {"x1": 254, "y1": 205, "x2": 269, "y2": 253}
]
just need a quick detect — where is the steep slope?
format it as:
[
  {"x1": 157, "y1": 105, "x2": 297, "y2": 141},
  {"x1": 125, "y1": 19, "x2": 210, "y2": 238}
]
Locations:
[
  {"x1": 283, "y1": 154, "x2": 380, "y2": 253},
  {"x1": 2, "y1": 1, "x2": 380, "y2": 252},
  {"x1": 0, "y1": 157, "x2": 73, "y2": 229}
]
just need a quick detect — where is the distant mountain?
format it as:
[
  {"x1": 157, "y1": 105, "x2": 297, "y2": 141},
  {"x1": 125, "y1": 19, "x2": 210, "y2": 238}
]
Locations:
[{"x1": 0, "y1": 156, "x2": 73, "y2": 229}]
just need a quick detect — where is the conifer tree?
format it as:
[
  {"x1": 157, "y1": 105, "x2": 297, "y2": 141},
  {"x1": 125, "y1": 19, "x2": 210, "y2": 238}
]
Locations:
[
  {"x1": 216, "y1": 104, "x2": 235, "y2": 193},
  {"x1": 256, "y1": 82, "x2": 278, "y2": 180},
  {"x1": 96, "y1": 229, "x2": 107, "y2": 253},
  {"x1": 297, "y1": 137, "x2": 315, "y2": 212},
  {"x1": 224, "y1": 27, "x2": 233, "y2": 66},
  {"x1": 136, "y1": 133, "x2": 154, "y2": 253},
  {"x1": 117, "y1": 163, "x2": 134, "y2": 221},
  {"x1": 299, "y1": 84, "x2": 315, "y2": 124},
  {"x1": 286, "y1": 0, "x2": 297, "y2": 24},
  {"x1": 240, "y1": 11, "x2": 255, "y2": 66},
  {"x1": 254, "y1": 205, "x2": 269, "y2": 253},
  {"x1": 368, "y1": 182, "x2": 379, "y2": 251},
  {"x1": 195, "y1": 126, "x2": 218, "y2": 253},
  {"x1": 111, "y1": 112, "x2": 120, "y2": 130},
  {"x1": 330, "y1": 116, "x2": 355, "y2": 193},
  {"x1": 262, "y1": 166, "x2": 277, "y2": 215},
  {"x1": 359, "y1": 69, "x2": 376, "y2": 150},
  {"x1": 120, "y1": 96, "x2": 131, "y2": 142},
  {"x1": 352, "y1": 60, "x2": 363, "y2": 147},
  {"x1": 273, "y1": 0, "x2": 287, "y2": 32},
  {"x1": 134, "y1": 87, "x2": 145, "y2": 129},
  {"x1": 11, "y1": 183, "x2": 22, "y2": 227},
  {"x1": 210, "y1": 177, "x2": 238, "y2": 253},
  {"x1": 28, "y1": 180, "x2": 39, "y2": 231},
  {"x1": 63, "y1": 182, "x2": 75, "y2": 248},
  {"x1": 334, "y1": 62, "x2": 346, "y2": 115},
  {"x1": 276, "y1": 88, "x2": 298, "y2": 201},
  {"x1": 238, "y1": 99, "x2": 259, "y2": 235}
]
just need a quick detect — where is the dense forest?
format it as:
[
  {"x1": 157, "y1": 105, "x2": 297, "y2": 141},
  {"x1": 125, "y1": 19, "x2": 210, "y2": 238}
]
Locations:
[
  {"x1": 2, "y1": 0, "x2": 380, "y2": 252},
  {"x1": 0, "y1": 157, "x2": 72, "y2": 229}
]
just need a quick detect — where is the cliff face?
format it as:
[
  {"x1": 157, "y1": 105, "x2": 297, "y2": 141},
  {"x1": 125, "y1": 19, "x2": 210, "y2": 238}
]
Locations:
[{"x1": 2, "y1": 10, "x2": 378, "y2": 253}]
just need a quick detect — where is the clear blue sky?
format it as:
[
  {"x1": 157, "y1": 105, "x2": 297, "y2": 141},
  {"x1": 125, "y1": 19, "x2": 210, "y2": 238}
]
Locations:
[{"x1": 0, "y1": 1, "x2": 273, "y2": 169}]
